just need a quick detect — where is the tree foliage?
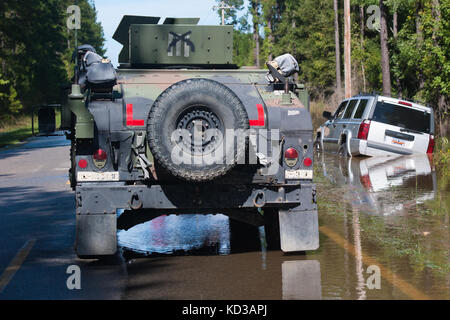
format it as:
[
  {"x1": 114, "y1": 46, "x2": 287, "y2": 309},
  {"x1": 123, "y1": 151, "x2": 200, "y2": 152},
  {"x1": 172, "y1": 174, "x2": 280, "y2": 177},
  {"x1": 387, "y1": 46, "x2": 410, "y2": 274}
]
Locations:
[
  {"x1": 228, "y1": 0, "x2": 448, "y2": 134},
  {"x1": 0, "y1": 0, "x2": 105, "y2": 122}
]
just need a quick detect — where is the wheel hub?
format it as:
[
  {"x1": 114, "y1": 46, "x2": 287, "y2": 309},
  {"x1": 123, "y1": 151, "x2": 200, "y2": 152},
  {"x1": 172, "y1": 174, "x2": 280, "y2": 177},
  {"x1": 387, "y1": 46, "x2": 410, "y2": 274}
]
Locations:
[{"x1": 175, "y1": 107, "x2": 223, "y2": 155}]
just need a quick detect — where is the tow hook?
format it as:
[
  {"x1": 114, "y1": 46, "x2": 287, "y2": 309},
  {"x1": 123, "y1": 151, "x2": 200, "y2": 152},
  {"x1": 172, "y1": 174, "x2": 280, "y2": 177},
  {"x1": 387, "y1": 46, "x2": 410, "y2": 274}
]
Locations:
[
  {"x1": 253, "y1": 191, "x2": 266, "y2": 208},
  {"x1": 130, "y1": 192, "x2": 143, "y2": 210}
]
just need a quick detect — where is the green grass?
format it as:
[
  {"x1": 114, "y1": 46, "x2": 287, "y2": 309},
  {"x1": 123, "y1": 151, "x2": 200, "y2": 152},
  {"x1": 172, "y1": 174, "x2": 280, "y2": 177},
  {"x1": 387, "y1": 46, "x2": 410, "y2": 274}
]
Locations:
[
  {"x1": 0, "y1": 112, "x2": 60, "y2": 148},
  {"x1": 433, "y1": 136, "x2": 450, "y2": 166},
  {"x1": 0, "y1": 116, "x2": 35, "y2": 148}
]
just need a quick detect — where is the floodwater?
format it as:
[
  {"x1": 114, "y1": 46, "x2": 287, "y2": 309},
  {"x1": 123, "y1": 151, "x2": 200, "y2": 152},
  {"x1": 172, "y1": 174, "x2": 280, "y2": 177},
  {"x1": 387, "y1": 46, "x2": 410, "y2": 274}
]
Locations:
[{"x1": 117, "y1": 153, "x2": 449, "y2": 300}]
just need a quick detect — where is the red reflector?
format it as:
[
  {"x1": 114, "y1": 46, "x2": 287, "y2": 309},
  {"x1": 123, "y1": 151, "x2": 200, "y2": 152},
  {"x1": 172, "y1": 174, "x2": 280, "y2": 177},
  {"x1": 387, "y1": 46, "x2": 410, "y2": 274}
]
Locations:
[
  {"x1": 303, "y1": 157, "x2": 312, "y2": 167},
  {"x1": 78, "y1": 159, "x2": 88, "y2": 168},
  {"x1": 427, "y1": 135, "x2": 435, "y2": 154},
  {"x1": 360, "y1": 174, "x2": 372, "y2": 189},
  {"x1": 249, "y1": 104, "x2": 265, "y2": 127},
  {"x1": 357, "y1": 120, "x2": 371, "y2": 140},
  {"x1": 126, "y1": 104, "x2": 145, "y2": 126},
  {"x1": 398, "y1": 101, "x2": 412, "y2": 107},
  {"x1": 93, "y1": 149, "x2": 107, "y2": 161},
  {"x1": 284, "y1": 147, "x2": 299, "y2": 159}
]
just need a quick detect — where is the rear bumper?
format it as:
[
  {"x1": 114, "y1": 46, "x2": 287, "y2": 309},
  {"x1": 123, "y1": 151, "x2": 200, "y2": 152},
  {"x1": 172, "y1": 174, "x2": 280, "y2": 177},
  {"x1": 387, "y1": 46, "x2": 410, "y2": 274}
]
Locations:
[
  {"x1": 349, "y1": 138, "x2": 413, "y2": 157},
  {"x1": 75, "y1": 182, "x2": 317, "y2": 215}
]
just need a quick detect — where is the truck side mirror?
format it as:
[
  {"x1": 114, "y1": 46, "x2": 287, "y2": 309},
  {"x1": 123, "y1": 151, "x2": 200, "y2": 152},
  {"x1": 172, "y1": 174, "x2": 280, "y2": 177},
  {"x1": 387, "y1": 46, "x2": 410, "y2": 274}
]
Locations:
[{"x1": 323, "y1": 111, "x2": 332, "y2": 120}]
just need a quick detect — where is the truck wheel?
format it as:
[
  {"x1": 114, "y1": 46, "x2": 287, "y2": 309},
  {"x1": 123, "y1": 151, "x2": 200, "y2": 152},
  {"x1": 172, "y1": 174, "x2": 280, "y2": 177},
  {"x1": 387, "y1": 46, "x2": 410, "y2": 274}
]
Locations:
[
  {"x1": 313, "y1": 138, "x2": 322, "y2": 154},
  {"x1": 147, "y1": 78, "x2": 249, "y2": 182},
  {"x1": 338, "y1": 141, "x2": 350, "y2": 158}
]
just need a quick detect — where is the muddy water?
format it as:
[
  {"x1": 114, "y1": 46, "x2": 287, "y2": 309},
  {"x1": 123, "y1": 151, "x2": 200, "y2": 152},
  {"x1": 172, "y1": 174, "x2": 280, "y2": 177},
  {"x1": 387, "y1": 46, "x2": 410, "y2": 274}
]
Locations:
[{"x1": 118, "y1": 153, "x2": 449, "y2": 300}]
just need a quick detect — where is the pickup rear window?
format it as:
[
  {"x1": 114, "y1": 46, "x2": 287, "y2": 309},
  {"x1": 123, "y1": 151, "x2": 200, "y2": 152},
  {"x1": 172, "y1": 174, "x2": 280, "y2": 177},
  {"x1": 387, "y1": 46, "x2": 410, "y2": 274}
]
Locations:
[{"x1": 372, "y1": 102, "x2": 431, "y2": 134}]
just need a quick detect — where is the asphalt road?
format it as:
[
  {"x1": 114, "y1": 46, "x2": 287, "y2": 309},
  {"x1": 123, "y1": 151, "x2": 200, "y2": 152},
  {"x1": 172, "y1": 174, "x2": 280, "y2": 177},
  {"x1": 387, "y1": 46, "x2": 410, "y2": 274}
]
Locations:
[
  {"x1": 0, "y1": 135, "x2": 126, "y2": 299},
  {"x1": 0, "y1": 134, "x2": 447, "y2": 300}
]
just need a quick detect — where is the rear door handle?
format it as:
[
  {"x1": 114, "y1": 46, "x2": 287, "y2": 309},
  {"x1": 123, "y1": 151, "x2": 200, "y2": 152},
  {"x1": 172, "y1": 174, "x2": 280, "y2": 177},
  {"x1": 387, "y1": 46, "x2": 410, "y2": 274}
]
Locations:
[
  {"x1": 333, "y1": 124, "x2": 336, "y2": 128},
  {"x1": 343, "y1": 125, "x2": 347, "y2": 128}
]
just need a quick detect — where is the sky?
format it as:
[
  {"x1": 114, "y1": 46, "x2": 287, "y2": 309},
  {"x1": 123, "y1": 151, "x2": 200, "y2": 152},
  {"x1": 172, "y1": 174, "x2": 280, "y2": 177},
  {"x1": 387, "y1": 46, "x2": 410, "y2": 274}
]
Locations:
[{"x1": 94, "y1": 0, "x2": 243, "y2": 66}]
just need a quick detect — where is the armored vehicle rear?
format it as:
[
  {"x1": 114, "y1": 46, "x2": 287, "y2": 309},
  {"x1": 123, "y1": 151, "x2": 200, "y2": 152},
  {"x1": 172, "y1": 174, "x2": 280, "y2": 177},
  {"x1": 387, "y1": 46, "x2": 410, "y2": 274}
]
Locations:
[{"x1": 60, "y1": 16, "x2": 319, "y2": 258}]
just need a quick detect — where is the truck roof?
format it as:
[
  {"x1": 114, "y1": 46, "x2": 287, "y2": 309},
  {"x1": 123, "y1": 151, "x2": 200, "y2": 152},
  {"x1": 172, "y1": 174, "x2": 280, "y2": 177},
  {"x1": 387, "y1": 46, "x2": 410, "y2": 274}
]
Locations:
[{"x1": 354, "y1": 92, "x2": 432, "y2": 112}]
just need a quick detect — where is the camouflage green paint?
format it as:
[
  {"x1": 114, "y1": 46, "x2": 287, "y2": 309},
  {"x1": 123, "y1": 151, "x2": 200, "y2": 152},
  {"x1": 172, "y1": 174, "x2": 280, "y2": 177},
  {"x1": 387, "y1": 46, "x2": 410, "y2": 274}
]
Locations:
[
  {"x1": 129, "y1": 25, "x2": 233, "y2": 65},
  {"x1": 68, "y1": 84, "x2": 94, "y2": 139}
]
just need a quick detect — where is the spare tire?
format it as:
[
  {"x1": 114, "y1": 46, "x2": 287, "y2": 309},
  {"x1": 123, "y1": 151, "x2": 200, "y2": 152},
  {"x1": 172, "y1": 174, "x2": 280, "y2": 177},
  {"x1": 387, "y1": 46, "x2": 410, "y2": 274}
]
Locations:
[{"x1": 147, "y1": 78, "x2": 249, "y2": 182}]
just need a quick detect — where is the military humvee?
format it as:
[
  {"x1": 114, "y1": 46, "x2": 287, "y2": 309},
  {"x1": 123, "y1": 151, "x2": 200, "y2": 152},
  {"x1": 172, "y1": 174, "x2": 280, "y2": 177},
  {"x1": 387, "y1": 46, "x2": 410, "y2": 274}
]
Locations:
[{"x1": 59, "y1": 16, "x2": 318, "y2": 258}]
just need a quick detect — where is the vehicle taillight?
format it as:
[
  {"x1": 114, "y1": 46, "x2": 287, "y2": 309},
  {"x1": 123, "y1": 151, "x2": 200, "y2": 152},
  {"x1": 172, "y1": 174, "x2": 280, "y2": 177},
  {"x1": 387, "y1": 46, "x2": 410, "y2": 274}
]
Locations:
[
  {"x1": 303, "y1": 157, "x2": 312, "y2": 167},
  {"x1": 398, "y1": 101, "x2": 412, "y2": 107},
  {"x1": 78, "y1": 159, "x2": 88, "y2": 168},
  {"x1": 284, "y1": 147, "x2": 299, "y2": 167},
  {"x1": 93, "y1": 149, "x2": 107, "y2": 161},
  {"x1": 427, "y1": 135, "x2": 435, "y2": 154},
  {"x1": 357, "y1": 120, "x2": 371, "y2": 140}
]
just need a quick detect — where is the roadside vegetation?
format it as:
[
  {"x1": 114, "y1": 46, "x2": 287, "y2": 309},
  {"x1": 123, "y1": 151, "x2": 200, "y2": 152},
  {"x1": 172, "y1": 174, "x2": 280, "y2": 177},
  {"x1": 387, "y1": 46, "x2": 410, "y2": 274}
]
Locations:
[
  {"x1": 0, "y1": 0, "x2": 105, "y2": 145},
  {"x1": 434, "y1": 137, "x2": 450, "y2": 166},
  {"x1": 221, "y1": 0, "x2": 448, "y2": 137},
  {"x1": 0, "y1": 112, "x2": 61, "y2": 148},
  {"x1": 0, "y1": 1, "x2": 447, "y2": 148},
  {"x1": 0, "y1": 116, "x2": 35, "y2": 148}
]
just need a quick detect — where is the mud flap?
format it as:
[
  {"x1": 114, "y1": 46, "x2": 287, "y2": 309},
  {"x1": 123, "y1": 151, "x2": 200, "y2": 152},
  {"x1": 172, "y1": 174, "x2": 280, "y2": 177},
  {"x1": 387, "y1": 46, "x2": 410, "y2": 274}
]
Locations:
[
  {"x1": 279, "y1": 209, "x2": 319, "y2": 252},
  {"x1": 75, "y1": 214, "x2": 117, "y2": 257}
]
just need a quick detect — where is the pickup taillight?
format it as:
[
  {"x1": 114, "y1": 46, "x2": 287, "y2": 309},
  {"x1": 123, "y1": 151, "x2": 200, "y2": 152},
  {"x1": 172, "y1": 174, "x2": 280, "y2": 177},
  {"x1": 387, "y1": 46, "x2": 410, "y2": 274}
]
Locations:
[
  {"x1": 357, "y1": 120, "x2": 371, "y2": 140},
  {"x1": 427, "y1": 135, "x2": 435, "y2": 154}
]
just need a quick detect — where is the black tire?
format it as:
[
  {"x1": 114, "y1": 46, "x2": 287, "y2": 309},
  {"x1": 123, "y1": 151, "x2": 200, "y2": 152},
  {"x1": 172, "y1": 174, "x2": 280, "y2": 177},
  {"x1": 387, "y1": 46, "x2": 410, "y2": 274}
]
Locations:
[
  {"x1": 338, "y1": 142, "x2": 350, "y2": 177},
  {"x1": 69, "y1": 138, "x2": 76, "y2": 190},
  {"x1": 147, "y1": 78, "x2": 249, "y2": 182},
  {"x1": 338, "y1": 141, "x2": 349, "y2": 158},
  {"x1": 313, "y1": 138, "x2": 322, "y2": 154},
  {"x1": 229, "y1": 218, "x2": 261, "y2": 253},
  {"x1": 263, "y1": 208, "x2": 281, "y2": 250}
]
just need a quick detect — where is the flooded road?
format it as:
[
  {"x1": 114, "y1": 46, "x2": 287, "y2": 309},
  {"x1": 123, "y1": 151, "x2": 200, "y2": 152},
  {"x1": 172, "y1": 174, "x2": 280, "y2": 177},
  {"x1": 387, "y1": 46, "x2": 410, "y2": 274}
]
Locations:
[
  {"x1": 118, "y1": 153, "x2": 449, "y2": 300},
  {"x1": 0, "y1": 134, "x2": 447, "y2": 300}
]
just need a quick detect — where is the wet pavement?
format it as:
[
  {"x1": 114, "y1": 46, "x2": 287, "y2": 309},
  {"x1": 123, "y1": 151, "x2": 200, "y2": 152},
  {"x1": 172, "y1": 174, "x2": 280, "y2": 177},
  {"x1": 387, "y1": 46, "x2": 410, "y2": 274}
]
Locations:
[{"x1": 0, "y1": 134, "x2": 448, "y2": 299}]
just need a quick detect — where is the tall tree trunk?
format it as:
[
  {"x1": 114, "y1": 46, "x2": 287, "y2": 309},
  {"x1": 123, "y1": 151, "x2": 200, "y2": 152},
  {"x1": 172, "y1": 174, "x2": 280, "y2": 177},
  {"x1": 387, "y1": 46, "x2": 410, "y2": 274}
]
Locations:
[
  {"x1": 379, "y1": 0, "x2": 391, "y2": 96},
  {"x1": 359, "y1": 5, "x2": 366, "y2": 92},
  {"x1": 267, "y1": 18, "x2": 274, "y2": 61},
  {"x1": 334, "y1": 0, "x2": 342, "y2": 96},
  {"x1": 252, "y1": 0, "x2": 260, "y2": 68},
  {"x1": 344, "y1": 0, "x2": 352, "y2": 98},
  {"x1": 254, "y1": 28, "x2": 260, "y2": 68},
  {"x1": 393, "y1": 11, "x2": 398, "y2": 39},
  {"x1": 431, "y1": 0, "x2": 441, "y2": 46},
  {"x1": 393, "y1": 10, "x2": 402, "y2": 97},
  {"x1": 431, "y1": 0, "x2": 448, "y2": 136},
  {"x1": 416, "y1": 1, "x2": 425, "y2": 91}
]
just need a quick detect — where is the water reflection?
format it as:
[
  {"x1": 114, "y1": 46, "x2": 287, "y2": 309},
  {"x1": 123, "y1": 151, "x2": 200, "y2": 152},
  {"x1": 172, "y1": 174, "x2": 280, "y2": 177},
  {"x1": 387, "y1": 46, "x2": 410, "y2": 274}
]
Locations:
[
  {"x1": 282, "y1": 260, "x2": 322, "y2": 300},
  {"x1": 117, "y1": 153, "x2": 445, "y2": 299},
  {"x1": 317, "y1": 153, "x2": 437, "y2": 216},
  {"x1": 119, "y1": 212, "x2": 324, "y2": 299},
  {"x1": 316, "y1": 152, "x2": 447, "y2": 299},
  {"x1": 118, "y1": 214, "x2": 231, "y2": 255}
]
